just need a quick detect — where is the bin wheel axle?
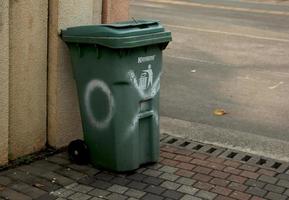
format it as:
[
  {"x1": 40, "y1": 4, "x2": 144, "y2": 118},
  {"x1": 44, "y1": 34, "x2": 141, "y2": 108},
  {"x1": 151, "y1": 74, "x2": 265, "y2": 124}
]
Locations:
[{"x1": 68, "y1": 140, "x2": 89, "y2": 165}]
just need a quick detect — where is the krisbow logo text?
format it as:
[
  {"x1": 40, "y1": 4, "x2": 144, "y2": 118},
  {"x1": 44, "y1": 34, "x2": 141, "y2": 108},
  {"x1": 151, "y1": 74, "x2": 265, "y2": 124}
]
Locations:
[{"x1": 138, "y1": 55, "x2": 156, "y2": 64}]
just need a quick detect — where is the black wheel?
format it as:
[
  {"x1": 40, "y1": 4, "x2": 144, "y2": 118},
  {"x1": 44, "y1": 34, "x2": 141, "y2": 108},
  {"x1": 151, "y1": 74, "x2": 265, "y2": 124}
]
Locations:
[{"x1": 68, "y1": 140, "x2": 89, "y2": 165}]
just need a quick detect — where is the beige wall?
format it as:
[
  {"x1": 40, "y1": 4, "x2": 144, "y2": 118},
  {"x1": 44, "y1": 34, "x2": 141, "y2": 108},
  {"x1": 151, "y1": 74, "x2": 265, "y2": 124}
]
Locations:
[
  {"x1": 102, "y1": 0, "x2": 130, "y2": 23},
  {"x1": 0, "y1": 0, "x2": 129, "y2": 164},
  {"x1": 0, "y1": 0, "x2": 9, "y2": 165},
  {"x1": 8, "y1": 0, "x2": 48, "y2": 159},
  {"x1": 48, "y1": 0, "x2": 102, "y2": 148}
]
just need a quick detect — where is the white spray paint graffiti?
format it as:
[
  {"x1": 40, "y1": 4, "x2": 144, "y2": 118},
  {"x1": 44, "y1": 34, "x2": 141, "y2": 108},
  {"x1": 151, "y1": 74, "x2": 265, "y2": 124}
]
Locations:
[
  {"x1": 83, "y1": 64, "x2": 160, "y2": 134},
  {"x1": 139, "y1": 65, "x2": 154, "y2": 90},
  {"x1": 125, "y1": 66, "x2": 161, "y2": 136},
  {"x1": 84, "y1": 79, "x2": 115, "y2": 129},
  {"x1": 128, "y1": 69, "x2": 160, "y2": 99}
]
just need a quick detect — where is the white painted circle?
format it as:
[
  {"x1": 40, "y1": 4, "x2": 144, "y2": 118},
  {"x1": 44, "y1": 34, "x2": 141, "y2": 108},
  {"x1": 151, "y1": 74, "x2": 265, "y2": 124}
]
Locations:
[{"x1": 84, "y1": 79, "x2": 114, "y2": 129}]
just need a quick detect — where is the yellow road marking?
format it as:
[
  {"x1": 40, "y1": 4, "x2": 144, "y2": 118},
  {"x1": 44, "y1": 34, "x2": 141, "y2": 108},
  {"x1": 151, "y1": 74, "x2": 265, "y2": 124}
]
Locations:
[
  {"x1": 144, "y1": 0, "x2": 289, "y2": 16},
  {"x1": 165, "y1": 24, "x2": 289, "y2": 42}
]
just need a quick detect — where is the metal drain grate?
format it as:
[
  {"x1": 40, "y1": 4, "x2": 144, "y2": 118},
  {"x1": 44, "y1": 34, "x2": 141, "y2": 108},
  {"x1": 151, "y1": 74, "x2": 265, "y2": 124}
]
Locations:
[
  {"x1": 160, "y1": 134, "x2": 226, "y2": 157},
  {"x1": 160, "y1": 134, "x2": 289, "y2": 173},
  {"x1": 220, "y1": 149, "x2": 289, "y2": 173}
]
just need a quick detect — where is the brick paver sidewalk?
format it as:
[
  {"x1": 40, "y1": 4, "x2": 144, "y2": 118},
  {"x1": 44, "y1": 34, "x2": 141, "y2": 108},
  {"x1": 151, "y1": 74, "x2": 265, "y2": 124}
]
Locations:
[{"x1": 1, "y1": 136, "x2": 289, "y2": 200}]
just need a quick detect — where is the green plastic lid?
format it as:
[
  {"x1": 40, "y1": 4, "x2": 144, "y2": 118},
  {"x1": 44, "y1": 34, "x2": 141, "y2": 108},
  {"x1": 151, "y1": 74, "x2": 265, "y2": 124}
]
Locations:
[{"x1": 61, "y1": 20, "x2": 172, "y2": 49}]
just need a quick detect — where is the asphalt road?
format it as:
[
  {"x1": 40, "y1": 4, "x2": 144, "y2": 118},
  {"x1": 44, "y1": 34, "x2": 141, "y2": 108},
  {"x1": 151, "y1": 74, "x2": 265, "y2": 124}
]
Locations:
[{"x1": 130, "y1": 0, "x2": 289, "y2": 143}]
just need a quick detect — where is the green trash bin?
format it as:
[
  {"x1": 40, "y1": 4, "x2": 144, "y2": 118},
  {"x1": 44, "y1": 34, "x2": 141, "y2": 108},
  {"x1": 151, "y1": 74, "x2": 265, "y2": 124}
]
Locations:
[{"x1": 61, "y1": 20, "x2": 172, "y2": 172}]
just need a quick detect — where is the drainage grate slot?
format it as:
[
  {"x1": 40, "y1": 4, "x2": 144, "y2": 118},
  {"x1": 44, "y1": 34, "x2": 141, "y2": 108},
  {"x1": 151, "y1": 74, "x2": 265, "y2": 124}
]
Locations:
[
  {"x1": 207, "y1": 148, "x2": 217, "y2": 154},
  {"x1": 192, "y1": 144, "x2": 203, "y2": 150},
  {"x1": 167, "y1": 138, "x2": 178, "y2": 144},
  {"x1": 271, "y1": 162, "x2": 282, "y2": 169},
  {"x1": 241, "y1": 155, "x2": 252, "y2": 162},
  {"x1": 256, "y1": 158, "x2": 267, "y2": 166},
  {"x1": 180, "y1": 142, "x2": 190, "y2": 147},
  {"x1": 227, "y1": 152, "x2": 237, "y2": 158}
]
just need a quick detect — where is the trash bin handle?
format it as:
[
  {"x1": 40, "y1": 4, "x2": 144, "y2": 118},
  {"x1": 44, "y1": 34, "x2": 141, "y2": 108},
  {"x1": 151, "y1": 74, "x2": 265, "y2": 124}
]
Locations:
[
  {"x1": 103, "y1": 21, "x2": 160, "y2": 29},
  {"x1": 138, "y1": 110, "x2": 154, "y2": 119}
]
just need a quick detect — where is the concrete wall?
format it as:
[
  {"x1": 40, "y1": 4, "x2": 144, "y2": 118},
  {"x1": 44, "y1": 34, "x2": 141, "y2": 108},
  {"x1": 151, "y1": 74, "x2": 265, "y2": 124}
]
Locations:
[
  {"x1": 9, "y1": 0, "x2": 48, "y2": 159},
  {"x1": 48, "y1": 0, "x2": 102, "y2": 148},
  {"x1": 0, "y1": 0, "x2": 9, "y2": 165},
  {"x1": 0, "y1": 0, "x2": 129, "y2": 164},
  {"x1": 102, "y1": 0, "x2": 130, "y2": 23}
]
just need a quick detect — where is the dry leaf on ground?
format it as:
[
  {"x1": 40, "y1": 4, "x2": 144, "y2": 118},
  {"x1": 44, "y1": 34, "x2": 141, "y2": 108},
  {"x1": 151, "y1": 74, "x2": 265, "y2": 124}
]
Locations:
[{"x1": 214, "y1": 109, "x2": 227, "y2": 116}]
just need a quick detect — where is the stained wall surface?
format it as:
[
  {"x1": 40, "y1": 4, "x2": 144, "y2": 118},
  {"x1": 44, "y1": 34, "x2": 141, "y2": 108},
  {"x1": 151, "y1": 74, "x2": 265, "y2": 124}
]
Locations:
[
  {"x1": 102, "y1": 0, "x2": 130, "y2": 23},
  {"x1": 8, "y1": 0, "x2": 48, "y2": 159},
  {"x1": 0, "y1": 0, "x2": 9, "y2": 165},
  {"x1": 48, "y1": 0, "x2": 102, "y2": 148},
  {"x1": 0, "y1": 0, "x2": 129, "y2": 164}
]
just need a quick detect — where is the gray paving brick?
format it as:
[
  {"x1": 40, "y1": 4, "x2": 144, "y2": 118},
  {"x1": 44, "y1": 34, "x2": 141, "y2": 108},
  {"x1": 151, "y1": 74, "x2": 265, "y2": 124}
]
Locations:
[
  {"x1": 111, "y1": 177, "x2": 131, "y2": 186},
  {"x1": 143, "y1": 176, "x2": 163, "y2": 185},
  {"x1": 95, "y1": 173, "x2": 114, "y2": 181},
  {"x1": 247, "y1": 187, "x2": 267, "y2": 197},
  {"x1": 36, "y1": 193, "x2": 57, "y2": 200},
  {"x1": 162, "y1": 190, "x2": 184, "y2": 200},
  {"x1": 64, "y1": 183, "x2": 79, "y2": 189},
  {"x1": 143, "y1": 169, "x2": 162, "y2": 177},
  {"x1": 54, "y1": 152, "x2": 69, "y2": 159},
  {"x1": 68, "y1": 192, "x2": 91, "y2": 200},
  {"x1": 40, "y1": 172, "x2": 75, "y2": 186},
  {"x1": 5, "y1": 169, "x2": 36, "y2": 183},
  {"x1": 195, "y1": 190, "x2": 217, "y2": 200},
  {"x1": 56, "y1": 168, "x2": 87, "y2": 181},
  {"x1": 90, "y1": 197, "x2": 107, "y2": 200},
  {"x1": 0, "y1": 176, "x2": 12, "y2": 186},
  {"x1": 145, "y1": 185, "x2": 166, "y2": 195},
  {"x1": 34, "y1": 178, "x2": 62, "y2": 192},
  {"x1": 265, "y1": 192, "x2": 287, "y2": 200},
  {"x1": 160, "y1": 173, "x2": 179, "y2": 182},
  {"x1": 47, "y1": 156, "x2": 70, "y2": 165},
  {"x1": 108, "y1": 184, "x2": 128, "y2": 194},
  {"x1": 88, "y1": 188, "x2": 110, "y2": 197},
  {"x1": 124, "y1": 188, "x2": 145, "y2": 198},
  {"x1": 159, "y1": 166, "x2": 178, "y2": 174},
  {"x1": 147, "y1": 163, "x2": 163, "y2": 170},
  {"x1": 142, "y1": 193, "x2": 164, "y2": 200},
  {"x1": 18, "y1": 165, "x2": 48, "y2": 177},
  {"x1": 66, "y1": 183, "x2": 93, "y2": 193},
  {"x1": 127, "y1": 181, "x2": 147, "y2": 190},
  {"x1": 160, "y1": 181, "x2": 180, "y2": 190},
  {"x1": 0, "y1": 188, "x2": 32, "y2": 200},
  {"x1": 106, "y1": 193, "x2": 128, "y2": 200},
  {"x1": 176, "y1": 177, "x2": 196, "y2": 186},
  {"x1": 11, "y1": 182, "x2": 46, "y2": 199},
  {"x1": 51, "y1": 188, "x2": 75, "y2": 198},
  {"x1": 258, "y1": 175, "x2": 278, "y2": 184},
  {"x1": 136, "y1": 168, "x2": 146, "y2": 173},
  {"x1": 264, "y1": 184, "x2": 285, "y2": 194},
  {"x1": 276, "y1": 174, "x2": 289, "y2": 181},
  {"x1": 68, "y1": 164, "x2": 100, "y2": 176},
  {"x1": 5, "y1": 170, "x2": 59, "y2": 193},
  {"x1": 127, "y1": 173, "x2": 147, "y2": 181},
  {"x1": 245, "y1": 179, "x2": 266, "y2": 188},
  {"x1": 177, "y1": 185, "x2": 198, "y2": 195},
  {"x1": 180, "y1": 194, "x2": 202, "y2": 200},
  {"x1": 32, "y1": 160, "x2": 62, "y2": 171},
  {"x1": 285, "y1": 189, "x2": 289, "y2": 196},
  {"x1": 78, "y1": 176, "x2": 96, "y2": 185},
  {"x1": 277, "y1": 179, "x2": 289, "y2": 188},
  {"x1": 90, "y1": 179, "x2": 112, "y2": 189}
]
